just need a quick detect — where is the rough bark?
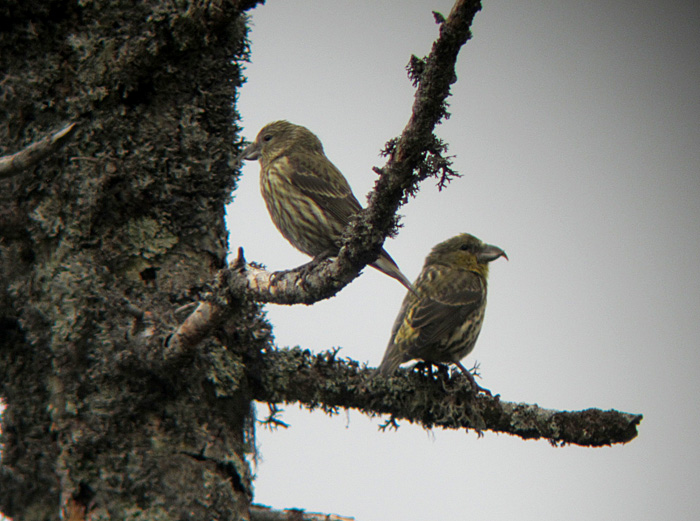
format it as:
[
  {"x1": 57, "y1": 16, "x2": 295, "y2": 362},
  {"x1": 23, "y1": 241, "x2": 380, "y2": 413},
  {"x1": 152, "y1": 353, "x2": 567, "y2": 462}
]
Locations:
[{"x1": 0, "y1": 0, "x2": 263, "y2": 519}]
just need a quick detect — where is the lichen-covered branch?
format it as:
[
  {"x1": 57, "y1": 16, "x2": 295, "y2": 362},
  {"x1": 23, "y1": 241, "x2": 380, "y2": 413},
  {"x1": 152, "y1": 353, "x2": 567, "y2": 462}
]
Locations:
[
  {"x1": 360, "y1": 0, "x2": 481, "y2": 226},
  {"x1": 307, "y1": 0, "x2": 485, "y2": 287},
  {"x1": 247, "y1": 347, "x2": 642, "y2": 447},
  {"x1": 251, "y1": 504, "x2": 354, "y2": 521},
  {"x1": 0, "y1": 122, "x2": 77, "y2": 179}
]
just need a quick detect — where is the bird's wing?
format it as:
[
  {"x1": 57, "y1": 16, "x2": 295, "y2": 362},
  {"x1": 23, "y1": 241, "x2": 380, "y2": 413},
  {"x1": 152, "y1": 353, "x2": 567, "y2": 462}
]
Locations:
[
  {"x1": 401, "y1": 268, "x2": 484, "y2": 351},
  {"x1": 287, "y1": 152, "x2": 363, "y2": 225}
]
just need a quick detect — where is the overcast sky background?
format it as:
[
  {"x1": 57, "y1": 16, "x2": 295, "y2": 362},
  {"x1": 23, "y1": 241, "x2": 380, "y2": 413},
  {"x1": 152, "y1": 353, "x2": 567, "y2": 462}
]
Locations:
[{"x1": 226, "y1": 1, "x2": 700, "y2": 520}]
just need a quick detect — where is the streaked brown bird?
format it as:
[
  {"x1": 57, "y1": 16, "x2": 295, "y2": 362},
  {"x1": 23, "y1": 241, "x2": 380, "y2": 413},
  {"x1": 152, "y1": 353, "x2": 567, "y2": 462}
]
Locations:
[
  {"x1": 377, "y1": 233, "x2": 507, "y2": 394},
  {"x1": 240, "y1": 120, "x2": 412, "y2": 290}
]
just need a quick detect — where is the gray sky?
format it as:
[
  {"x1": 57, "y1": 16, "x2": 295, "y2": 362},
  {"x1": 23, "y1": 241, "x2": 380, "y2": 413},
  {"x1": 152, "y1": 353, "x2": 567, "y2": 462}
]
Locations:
[{"x1": 227, "y1": 1, "x2": 700, "y2": 520}]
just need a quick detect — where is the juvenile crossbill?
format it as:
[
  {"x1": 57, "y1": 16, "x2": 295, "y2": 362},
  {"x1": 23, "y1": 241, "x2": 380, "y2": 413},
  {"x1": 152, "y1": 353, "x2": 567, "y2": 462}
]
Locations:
[
  {"x1": 378, "y1": 233, "x2": 507, "y2": 394},
  {"x1": 240, "y1": 121, "x2": 412, "y2": 290}
]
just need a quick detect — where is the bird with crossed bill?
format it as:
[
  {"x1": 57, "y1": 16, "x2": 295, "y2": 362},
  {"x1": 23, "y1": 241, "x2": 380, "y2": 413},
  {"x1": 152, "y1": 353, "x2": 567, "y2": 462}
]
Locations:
[
  {"x1": 377, "y1": 233, "x2": 507, "y2": 395},
  {"x1": 239, "y1": 120, "x2": 412, "y2": 290}
]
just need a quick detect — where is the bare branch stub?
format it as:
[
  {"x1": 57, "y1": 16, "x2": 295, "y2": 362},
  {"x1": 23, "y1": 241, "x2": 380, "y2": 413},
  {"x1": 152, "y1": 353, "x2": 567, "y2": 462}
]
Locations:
[
  {"x1": 0, "y1": 122, "x2": 77, "y2": 179},
  {"x1": 166, "y1": 256, "x2": 358, "y2": 355}
]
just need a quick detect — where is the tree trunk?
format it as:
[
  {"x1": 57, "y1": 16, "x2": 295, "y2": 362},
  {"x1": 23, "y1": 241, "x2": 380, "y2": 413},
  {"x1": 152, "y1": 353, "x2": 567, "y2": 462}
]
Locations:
[{"x1": 0, "y1": 1, "x2": 262, "y2": 518}]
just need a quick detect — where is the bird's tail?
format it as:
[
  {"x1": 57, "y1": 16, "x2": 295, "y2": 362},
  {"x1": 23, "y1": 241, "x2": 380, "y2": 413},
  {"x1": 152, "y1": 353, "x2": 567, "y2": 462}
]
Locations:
[
  {"x1": 371, "y1": 249, "x2": 413, "y2": 291},
  {"x1": 377, "y1": 343, "x2": 403, "y2": 377}
]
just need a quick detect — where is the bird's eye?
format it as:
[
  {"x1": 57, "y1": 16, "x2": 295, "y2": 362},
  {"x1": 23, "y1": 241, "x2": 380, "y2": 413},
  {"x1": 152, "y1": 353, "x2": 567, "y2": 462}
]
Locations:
[
  {"x1": 262, "y1": 134, "x2": 272, "y2": 142},
  {"x1": 460, "y1": 244, "x2": 471, "y2": 251}
]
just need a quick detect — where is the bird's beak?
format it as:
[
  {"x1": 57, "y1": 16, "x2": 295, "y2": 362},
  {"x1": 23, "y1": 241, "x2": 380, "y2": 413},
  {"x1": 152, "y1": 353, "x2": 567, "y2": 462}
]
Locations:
[
  {"x1": 478, "y1": 244, "x2": 508, "y2": 263},
  {"x1": 238, "y1": 142, "x2": 261, "y2": 161}
]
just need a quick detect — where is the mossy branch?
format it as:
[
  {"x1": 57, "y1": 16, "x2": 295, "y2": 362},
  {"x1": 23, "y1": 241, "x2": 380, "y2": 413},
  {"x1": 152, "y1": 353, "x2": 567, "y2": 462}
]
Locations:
[
  {"x1": 250, "y1": 504, "x2": 354, "y2": 521},
  {"x1": 247, "y1": 347, "x2": 642, "y2": 447}
]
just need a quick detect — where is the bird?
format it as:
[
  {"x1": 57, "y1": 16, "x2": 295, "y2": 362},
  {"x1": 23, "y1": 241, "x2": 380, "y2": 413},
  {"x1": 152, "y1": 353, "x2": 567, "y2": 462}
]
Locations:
[
  {"x1": 377, "y1": 233, "x2": 507, "y2": 394},
  {"x1": 239, "y1": 120, "x2": 412, "y2": 290}
]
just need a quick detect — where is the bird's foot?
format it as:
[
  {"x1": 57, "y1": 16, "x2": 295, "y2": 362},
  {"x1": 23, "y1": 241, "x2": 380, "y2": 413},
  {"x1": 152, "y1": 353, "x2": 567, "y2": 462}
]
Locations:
[
  {"x1": 412, "y1": 361, "x2": 450, "y2": 379},
  {"x1": 455, "y1": 361, "x2": 492, "y2": 396}
]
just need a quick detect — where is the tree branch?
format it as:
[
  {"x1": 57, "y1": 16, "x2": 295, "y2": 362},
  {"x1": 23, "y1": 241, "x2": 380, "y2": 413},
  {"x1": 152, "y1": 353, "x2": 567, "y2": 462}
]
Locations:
[
  {"x1": 169, "y1": 0, "x2": 482, "y2": 350},
  {"x1": 0, "y1": 122, "x2": 77, "y2": 179},
  {"x1": 358, "y1": 0, "x2": 480, "y2": 231},
  {"x1": 251, "y1": 504, "x2": 354, "y2": 521},
  {"x1": 248, "y1": 347, "x2": 642, "y2": 447}
]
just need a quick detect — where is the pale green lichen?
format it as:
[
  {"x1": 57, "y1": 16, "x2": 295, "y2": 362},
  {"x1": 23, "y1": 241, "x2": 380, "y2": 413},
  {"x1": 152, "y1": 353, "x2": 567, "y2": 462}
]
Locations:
[{"x1": 126, "y1": 216, "x2": 179, "y2": 258}]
